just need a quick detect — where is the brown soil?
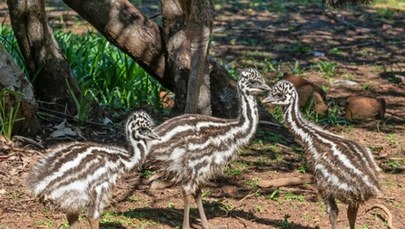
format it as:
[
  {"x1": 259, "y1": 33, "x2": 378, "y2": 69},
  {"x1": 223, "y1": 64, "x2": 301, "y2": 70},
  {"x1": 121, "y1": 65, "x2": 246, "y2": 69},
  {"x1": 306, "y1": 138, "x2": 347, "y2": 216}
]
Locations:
[{"x1": 1, "y1": 1, "x2": 404, "y2": 229}]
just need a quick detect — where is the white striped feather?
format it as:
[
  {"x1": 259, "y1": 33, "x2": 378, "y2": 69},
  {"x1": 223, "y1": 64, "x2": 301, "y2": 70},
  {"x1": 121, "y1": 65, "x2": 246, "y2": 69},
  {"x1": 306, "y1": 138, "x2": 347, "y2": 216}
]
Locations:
[{"x1": 265, "y1": 80, "x2": 381, "y2": 203}]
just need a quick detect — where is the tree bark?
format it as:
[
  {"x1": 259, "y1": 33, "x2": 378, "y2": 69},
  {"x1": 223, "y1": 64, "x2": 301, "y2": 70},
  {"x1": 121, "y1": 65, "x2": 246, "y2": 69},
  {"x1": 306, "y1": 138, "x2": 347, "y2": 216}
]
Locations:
[
  {"x1": 63, "y1": 0, "x2": 170, "y2": 89},
  {"x1": 6, "y1": 0, "x2": 80, "y2": 115},
  {"x1": 181, "y1": 0, "x2": 214, "y2": 115},
  {"x1": 0, "y1": 44, "x2": 40, "y2": 136},
  {"x1": 160, "y1": 0, "x2": 191, "y2": 113},
  {"x1": 64, "y1": 0, "x2": 239, "y2": 117}
]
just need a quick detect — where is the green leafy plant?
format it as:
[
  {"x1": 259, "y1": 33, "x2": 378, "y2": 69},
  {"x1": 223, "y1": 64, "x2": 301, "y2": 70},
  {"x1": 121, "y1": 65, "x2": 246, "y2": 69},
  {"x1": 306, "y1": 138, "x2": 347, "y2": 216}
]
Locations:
[
  {"x1": 139, "y1": 169, "x2": 154, "y2": 179},
  {"x1": 202, "y1": 190, "x2": 211, "y2": 198},
  {"x1": 263, "y1": 58, "x2": 282, "y2": 75},
  {"x1": 66, "y1": 81, "x2": 93, "y2": 126},
  {"x1": 289, "y1": 41, "x2": 312, "y2": 55},
  {"x1": 387, "y1": 133, "x2": 399, "y2": 146},
  {"x1": 288, "y1": 60, "x2": 305, "y2": 75},
  {"x1": 55, "y1": 31, "x2": 163, "y2": 111},
  {"x1": 328, "y1": 47, "x2": 342, "y2": 56},
  {"x1": 386, "y1": 160, "x2": 400, "y2": 173},
  {"x1": 219, "y1": 200, "x2": 234, "y2": 215},
  {"x1": 225, "y1": 161, "x2": 249, "y2": 176},
  {"x1": 276, "y1": 214, "x2": 292, "y2": 229},
  {"x1": 0, "y1": 89, "x2": 24, "y2": 139},
  {"x1": 297, "y1": 162, "x2": 309, "y2": 174},
  {"x1": 317, "y1": 61, "x2": 338, "y2": 81},
  {"x1": 245, "y1": 177, "x2": 260, "y2": 190},
  {"x1": 2, "y1": 26, "x2": 164, "y2": 112},
  {"x1": 284, "y1": 192, "x2": 305, "y2": 202},
  {"x1": 254, "y1": 204, "x2": 264, "y2": 212},
  {"x1": 36, "y1": 219, "x2": 54, "y2": 228},
  {"x1": 266, "y1": 188, "x2": 280, "y2": 201}
]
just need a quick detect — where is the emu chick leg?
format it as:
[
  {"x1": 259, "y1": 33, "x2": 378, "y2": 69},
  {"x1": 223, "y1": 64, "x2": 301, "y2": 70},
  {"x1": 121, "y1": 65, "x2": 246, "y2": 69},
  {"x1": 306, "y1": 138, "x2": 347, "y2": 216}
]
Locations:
[
  {"x1": 67, "y1": 213, "x2": 79, "y2": 229},
  {"x1": 195, "y1": 189, "x2": 227, "y2": 229},
  {"x1": 347, "y1": 202, "x2": 359, "y2": 229},
  {"x1": 326, "y1": 196, "x2": 339, "y2": 229},
  {"x1": 88, "y1": 217, "x2": 99, "y2": 229},
  {"x1": 182, "y1": 189, "x2": 193, "y2": 229},
  {"x1": 195, "y1": 189, "x2": 210, "y2": 229}
]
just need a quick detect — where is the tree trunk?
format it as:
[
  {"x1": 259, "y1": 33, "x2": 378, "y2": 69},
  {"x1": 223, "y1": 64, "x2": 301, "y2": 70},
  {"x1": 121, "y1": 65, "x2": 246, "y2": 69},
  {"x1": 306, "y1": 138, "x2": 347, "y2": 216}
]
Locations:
[
  {"x1": 6, "y1": 0, "x2": 80, "y2": 115},
  {"x1": 0, "y1": 44, "x2": 40, "y2": 136},
  {"x1": 181, "y1": 0, "x2": 214, "y2": 115},
  {"x1": 64, "y1": 0, "x2": 239, "y2": 118}
]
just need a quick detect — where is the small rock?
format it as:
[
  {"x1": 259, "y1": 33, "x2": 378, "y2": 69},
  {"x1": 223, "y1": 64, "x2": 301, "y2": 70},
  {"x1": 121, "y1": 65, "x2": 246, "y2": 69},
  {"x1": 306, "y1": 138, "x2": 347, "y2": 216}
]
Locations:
[
  {"x1": 345, "y1": 96, "x2": 386, "y2": 120},
  {"x1": 312, "y1": 51, "x2": 325, "y2": 57},
  {"x1": 281, "y1": 73, "x2": 328, "y2": 115},
  {"x1": 381, "y1": 24, "x2": 392, "y2": 31},
  {"x1": 335, "y1": 80, "x2": 359, "y2": 87},
  {"x1": 49, "y1": 127, "x2": 78, "y2": 138}
]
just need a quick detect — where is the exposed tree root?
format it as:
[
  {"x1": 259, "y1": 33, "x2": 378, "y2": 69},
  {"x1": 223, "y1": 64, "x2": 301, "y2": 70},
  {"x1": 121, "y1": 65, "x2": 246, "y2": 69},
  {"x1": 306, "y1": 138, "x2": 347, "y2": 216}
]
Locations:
[
  {"x1": 258, "y1": 174, "x2": 313, "y2": 188},
  {"x1": 366, "y1": 204, "x2": 395, "y2": 229}
]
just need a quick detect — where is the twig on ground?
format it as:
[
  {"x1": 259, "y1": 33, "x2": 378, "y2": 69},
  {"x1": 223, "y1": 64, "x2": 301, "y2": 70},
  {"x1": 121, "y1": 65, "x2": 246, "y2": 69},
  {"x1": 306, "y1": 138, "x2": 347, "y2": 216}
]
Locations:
[
  {"x1": 366, "y1": 204, "x2": 395, "y2": 229},
  {"x1": 12, "y1": 135, "x2": 45, "y2": 149},
  {"x1": 258, "y1": 174, "x2": 314, "y2": 188},
  {"x1": 38, "y1": 107, "x2": 123, "y2": 130},
  {"x1": 238, "y1": 190, "x2": 259, "y2": 203}
]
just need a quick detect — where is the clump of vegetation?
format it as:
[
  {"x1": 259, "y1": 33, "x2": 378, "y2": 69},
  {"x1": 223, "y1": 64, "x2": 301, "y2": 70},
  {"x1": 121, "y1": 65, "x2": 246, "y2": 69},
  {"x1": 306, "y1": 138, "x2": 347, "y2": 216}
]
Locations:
[
  {"x1": 0, "y1": 89, "x2": 24, "y2": 139},
  {"x1": 55, "y1": 30, "x2": 163, "y2": 111},
  {"x1": 1, "y1": 26, "x2": 164, "y2": 113},
  {"x1": 316, "y1": 61, "x2": 338, "y2": 82}
]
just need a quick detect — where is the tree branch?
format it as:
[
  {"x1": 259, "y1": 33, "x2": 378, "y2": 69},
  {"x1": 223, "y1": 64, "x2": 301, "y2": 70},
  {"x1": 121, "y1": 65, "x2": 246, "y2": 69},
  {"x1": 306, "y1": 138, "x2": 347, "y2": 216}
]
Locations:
[{"x1": 63, "y1": 0, "x2": 172, "y2": 90}]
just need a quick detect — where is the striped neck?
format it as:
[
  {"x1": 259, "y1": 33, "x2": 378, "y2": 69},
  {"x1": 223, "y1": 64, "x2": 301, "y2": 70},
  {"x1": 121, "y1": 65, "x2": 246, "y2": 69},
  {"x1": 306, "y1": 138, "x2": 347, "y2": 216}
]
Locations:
[
  {"x1": 123, "y1": 138, "x2": 148, "y2": 171},
  {"x1": 236, "y1": 89, "x2": 259, "y2": 145},
  {"x1": 282, "y1": 90, "x2": 311, "y2": 145},
  {"x1": 282, "y1": 88, "x2": 381, "y2": 194}
]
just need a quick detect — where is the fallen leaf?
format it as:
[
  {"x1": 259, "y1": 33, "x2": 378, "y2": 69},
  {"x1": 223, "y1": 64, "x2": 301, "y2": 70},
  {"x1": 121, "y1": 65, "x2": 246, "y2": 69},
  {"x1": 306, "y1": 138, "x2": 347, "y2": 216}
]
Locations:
[{"x1": 49, "y1": 127, "x2": 78, "y2": 138}]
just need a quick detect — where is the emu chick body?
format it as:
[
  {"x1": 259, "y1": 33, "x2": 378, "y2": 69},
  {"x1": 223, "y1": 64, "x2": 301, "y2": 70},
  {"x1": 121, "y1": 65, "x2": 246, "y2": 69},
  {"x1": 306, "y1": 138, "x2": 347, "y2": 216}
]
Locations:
[
  {"x1": 143, "y1": 68, "x2": 270, "y2": 229},
  {"x1": 262, "y1": 80, "x2": 381, "y2": 229},
  {"x1": 27, "y1": 111, "x2": 158, "y2": 229}
]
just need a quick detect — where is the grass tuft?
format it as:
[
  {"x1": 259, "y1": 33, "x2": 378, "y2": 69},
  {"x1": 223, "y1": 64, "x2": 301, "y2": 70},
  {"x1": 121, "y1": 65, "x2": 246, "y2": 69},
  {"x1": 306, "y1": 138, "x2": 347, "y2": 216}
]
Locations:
[{"x1": 1, "y1": 26, "x2": 164, "y2": 112}]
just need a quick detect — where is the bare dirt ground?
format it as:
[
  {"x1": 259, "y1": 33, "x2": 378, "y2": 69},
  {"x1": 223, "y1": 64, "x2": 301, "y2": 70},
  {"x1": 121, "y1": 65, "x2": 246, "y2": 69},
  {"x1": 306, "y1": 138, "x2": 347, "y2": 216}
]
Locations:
[{"x1": 1, "y1": 1, "x2": 405, "y2": 229}]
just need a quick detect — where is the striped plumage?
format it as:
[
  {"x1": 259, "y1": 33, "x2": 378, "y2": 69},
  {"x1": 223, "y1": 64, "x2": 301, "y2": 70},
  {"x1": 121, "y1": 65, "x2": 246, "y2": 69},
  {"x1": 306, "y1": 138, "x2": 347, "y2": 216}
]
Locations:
[
  {"x1": 27, "y1": 111, "x2": 159, "y2": 229},
  {"x1": 143, "y1": 68, "x2": 270, "y2": 229},
  {"x1": 262, "y1": 80, "x2": 381, "y2": 229}
]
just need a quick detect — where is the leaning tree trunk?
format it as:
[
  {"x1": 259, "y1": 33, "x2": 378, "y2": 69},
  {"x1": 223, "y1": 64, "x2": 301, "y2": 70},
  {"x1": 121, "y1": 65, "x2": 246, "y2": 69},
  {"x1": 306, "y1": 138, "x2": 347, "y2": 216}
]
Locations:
[
  {"x1": 0, "y1": 44, "x2": 40, "y2": 136},
  {"x1": 64, "y1": 0, "x2": 239, "y2": 118},
  {"x1": 6, "y1": 0, "x2": 80, "y2": 115}
]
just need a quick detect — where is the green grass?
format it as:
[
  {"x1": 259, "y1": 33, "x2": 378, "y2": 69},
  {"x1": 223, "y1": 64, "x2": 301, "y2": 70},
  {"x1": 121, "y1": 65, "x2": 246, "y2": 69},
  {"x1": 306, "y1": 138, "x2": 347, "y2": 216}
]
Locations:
[
  {"x1": 276, "y1": 214, "x2": 293, "y2": 229},
  {"x1": 266, "y1": 189, "x2": 281, "y2": 201},
  {"x1": 225, "y1": 160, "x2": 250, "y2": 176},
  {"x1": 104, "y1": 211, "x2": 158, "y2": 228},
  {"x1": 288, "y1": 60, "x2": 306, "y2": 75},
  {"x1": 0, "y1": 89, "x2": 24, "y2": 139},
  {"x1": 0, "y1": 26, "x2": 163, "y2": 112},
  {"x1": 55, "y1": 30, "x2": 162, "y2": 111},
  {"x1": 373, "y1": 0, "x2": 405, "y2": 10},
  {"x1": 316, "y1": 61, "x2": 338, "y2": 82},
  {"x1": 284, "y1": 192, "x2": 305, "y2": 202},
  {"x1": 286, "y1": 42, "x2": 313, "y2": 56},
  {"x1": 35, "y1": 219, "x2": 54, "y2": 228},
  {"x1": 245, "y1": 177, "x2": 260, "y2": 190}
]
